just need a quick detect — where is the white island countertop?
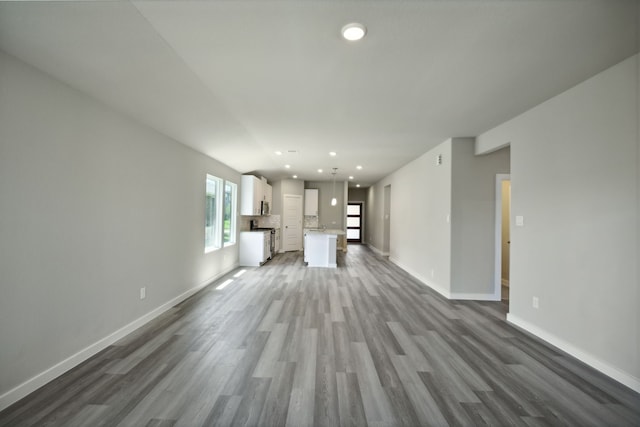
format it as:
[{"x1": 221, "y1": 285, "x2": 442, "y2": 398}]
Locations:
[
  {"x1": 303, "y1": 229, "x2": 345, "y2": 268},
  {"x1": 304, "y1": 228, "x2": 345, "y2": 235}
]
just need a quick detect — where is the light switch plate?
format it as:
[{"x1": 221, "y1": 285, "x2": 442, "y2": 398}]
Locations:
[{"x1": 515, "y1": 215, "x2": 524, "y2": 227}]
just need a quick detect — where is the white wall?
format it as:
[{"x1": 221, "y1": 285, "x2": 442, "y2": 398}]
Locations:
[
  {"x1": 0, "y1": 51, "x2": 241, "y2": 408},
  {"x1": 271, "y1": 178, "x2": 305, "y2": 236},
  {"x1": 476, "y1": 54, "x2": 639, "y2": 391},
  {"x1": 368, "y1": 138, "x2": 509, "y2": 299},
  {"x1": 451, "y1": 141, "x2": 510, "y2": 297},
  {"x1": 304, "y1": 180, "x2": 346, "y2": 230},
  {"x1": 368, "y1": 140, "x2": 453, "y2": 295}
]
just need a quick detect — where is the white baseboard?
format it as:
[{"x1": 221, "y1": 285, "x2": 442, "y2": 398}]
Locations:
[
  {"x1": 388, "y1": 257, "x2": 451, "y2": 299},
  {"x1": 0, "y1": 264, "x2": 238, "y2": 412},
  {"x1": 367, "y1": 244, "x2": 389, "y2": 257},
  {"x1": 507, "y1": 314, "x2": 640, "y2": 394},
  {"x1": 387, "y1": 257, "x2": 498, "y2": 301},
  {"x1": 449, "y1": 292, "x2": 500, "y2": 301}
]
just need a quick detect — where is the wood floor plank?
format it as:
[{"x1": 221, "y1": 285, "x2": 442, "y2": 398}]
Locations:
[
  {"x1": 386, "y1": 321, "x2": 432, "y2": 372},
  {"x1": 1, "y1": 246, "x2": 638, "y2": 427},
  {"x1": 256, "y1": 299, "x2": 284, "y2": 332},
  {"x1": 257, "y1": 362, "x2": 296, "y2": 426},
  {"x1": 390, "y1": 354, "x2": 448, "y2": 426},
  {"x1": 336, "y1": 371, "x2": 367, "y2": 427},
  {"x1": 252, "y1": 322, "x2": 290, "y2": 378},
  {"x1": 314, "y1": 354, "x2": 339, "y2": 427},
  {"x1": 228, "y1": 377, "x2": 271, "y2": 427},
  {"x1": 350, "y1": 341, "x2": 397, "y2": 426},
  {"x1": 285, "y1": 328, "x2": 318, "y2": 427}
]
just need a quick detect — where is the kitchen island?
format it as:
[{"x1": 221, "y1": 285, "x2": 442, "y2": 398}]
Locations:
[{"x1": 303, "y1": 229, "x2": 345, "y2": 268}]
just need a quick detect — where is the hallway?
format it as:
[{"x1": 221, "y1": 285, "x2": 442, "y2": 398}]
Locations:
[{"x1": 1, "y1": 246, "x2": 638, "y2": 426}]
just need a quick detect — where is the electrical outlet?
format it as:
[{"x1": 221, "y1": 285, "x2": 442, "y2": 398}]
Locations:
[
  {"x1": 140, "y1": 287, "x2": 146, "y2": 300},
  {"x1": 532, "y1": 296, "x2": 539, "y2": 309}
]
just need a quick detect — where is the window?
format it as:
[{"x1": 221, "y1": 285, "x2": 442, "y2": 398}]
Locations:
[
  {"x1": 205, "y1": 174, "x2": 223, "y2": 252},
  {"x1": 223, "y1": 181, "x2": 237, "y2": 245}
]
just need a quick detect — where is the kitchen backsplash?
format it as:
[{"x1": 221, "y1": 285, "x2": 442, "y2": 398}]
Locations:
[
  {"x1": 304, "y1": 216, "x2": 319, "y2": 228},
  {"x1": 239, "y1": 214, "x2": 281, "y2": 231},
  {"x1": 258, "y1": 215, "x2": 281, "y2": 228}
]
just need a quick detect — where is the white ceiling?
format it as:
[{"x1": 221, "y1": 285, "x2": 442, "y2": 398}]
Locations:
[{"x1": 0, "y1": 0, "x2": 637, "y2": 187}]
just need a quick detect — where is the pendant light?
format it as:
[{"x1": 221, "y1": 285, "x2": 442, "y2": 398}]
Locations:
[{"x1": 331, "y1": 168, "x2": 338, "y2": 206}]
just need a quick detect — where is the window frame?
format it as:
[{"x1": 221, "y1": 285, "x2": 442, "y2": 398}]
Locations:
[
  {"x1": 205, "y1": 174, "x2": 224, "y2": 253},
  {"x1": 223, "y1": 181, "x2": 237, "y2": 247}
]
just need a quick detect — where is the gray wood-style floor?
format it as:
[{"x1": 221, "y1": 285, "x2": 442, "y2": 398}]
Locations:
[{"x1": 1, "y1": 245, "x2": 639, "y2": 427}]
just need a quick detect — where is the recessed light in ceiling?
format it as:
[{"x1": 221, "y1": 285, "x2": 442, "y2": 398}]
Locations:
[
  {"x1": 356, "y1": 184, "x2": 361, "y2": 188},
  {"x1": 329, "y1": 151, "x2": 337, "y2": 157},
  {"x1": 349, "y1": 176, "x2": 354, "y2": 180},
  {"x1": 356, "y1": 165, "x2": 363, "y2": 170},
  {"x1": 293, "y1": 175, "x2": 298, "y2": 179},
  {"x1": 342, "y1": 23, "x2": 366, "y2": 41},
  {"x1": 285, "y1": 164, "x2": 291, "y2": 169},
  {"x1": 318, "y1": 169, "x2": 323, "y2": 173},
  {"x1": 275, "y1": 151, "x2": 282, "y2": 155}
]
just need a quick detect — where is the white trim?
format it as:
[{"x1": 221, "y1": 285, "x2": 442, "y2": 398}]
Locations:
[
  {"x1": 367, "y1": 243, "x2": 388, "y2": 257},
  {"x1": 388, "y1": 257, "x2": 451, "y2": 299},
  {"x1": 494, "y1": 174, "x2": 510, "y2": 301},
  {"x1": 388, "y1": 257, "x2": 497, "y2": 301},
  {"x1": 0, "y1": 264, "x2": 239, "y2": 412},
  {"x1": 507, "y1": 314, "x2": 640, "y2": 394},
  {"x1": 449, "y1": 292, "x2": 499, "y2": 301}
]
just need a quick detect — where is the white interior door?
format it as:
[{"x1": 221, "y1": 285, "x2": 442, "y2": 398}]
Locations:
[{"x1": 283, "y1": 194, "x2": 303, "y2": 251}]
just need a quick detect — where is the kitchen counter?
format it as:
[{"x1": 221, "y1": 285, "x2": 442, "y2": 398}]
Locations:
[
  {"x1": 304, "y1": 228, "x2": 345, "y2": 236},
  {"x1": 304, "y1": 229, "x2": 344, "y2": 268},
  {"x1": 304, "y1": 228, "x2": 347, "y2": 253}
]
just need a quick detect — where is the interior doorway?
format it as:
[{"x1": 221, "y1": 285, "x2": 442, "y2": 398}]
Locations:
[
  {"x1": 383, "y1": 185, "x2": 391, "y2": 255},
  {"x1": 495, "y1": 174, "x2": 511, "y2": 303},
  {"x1": 282, "y1": 194, "x2": 303, "y2": 251}
]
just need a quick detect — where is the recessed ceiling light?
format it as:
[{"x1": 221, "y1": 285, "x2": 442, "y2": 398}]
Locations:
[
  {"x1": 356, "y1": 184, "x2": 361, "y2": 188},
  {"x1": 285, "y1": 164, "x2": 291, "y2": 169},
  {"x1": 275, "y1": 151, "x2": 282, "y2": 155},
  {"x1": 342, "y1": 23, "x2": 366, "y2": 41},
  {"x1": 356, "y1": 165, "x2": 363, "y2": 170},
  {"x1": 293, "y1": 175, "x2": 298, "y2": 179},
  {"x1": 349, "y1": 176, "x2": 354, "y2": 180},
  {"x1": 318, "y1": 169, "x2": 323, "y2": 173},
  {"x1": 329, "y1": 151, "x2": 337, "y2": 157}
]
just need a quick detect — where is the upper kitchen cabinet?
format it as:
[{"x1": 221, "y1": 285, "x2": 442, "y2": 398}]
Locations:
[
  {"x1": 264, "y1": 183, "x2": 272, "y2": 206},
  {"x1": 304, "y1": 188, "x2": 318, "y2": 216},
  {"x1": 241, "y1": 175, "x2": 263, "y2": 216}
]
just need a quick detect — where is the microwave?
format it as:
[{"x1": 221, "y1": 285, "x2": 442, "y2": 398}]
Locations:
[{"x1": 260, "y1": 200, "x2": 270, "y2": 216}]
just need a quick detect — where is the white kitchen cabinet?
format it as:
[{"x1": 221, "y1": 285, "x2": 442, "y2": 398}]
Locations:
[
  {"x1": 241, "y1": 175, "x2": 263, "y2": 216},
  {"x1": 264, "y1": 183, "x2": 272, "y2": 206},
  {"x1": 304, "y1": 230, "x2": 337, "y2": 268},
  {"x1": 304, "y1": 189, "x2": 318, "y2": 216},
  {"x1": 239, "y1": 231, "x2": 270, "y2": 266}
]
